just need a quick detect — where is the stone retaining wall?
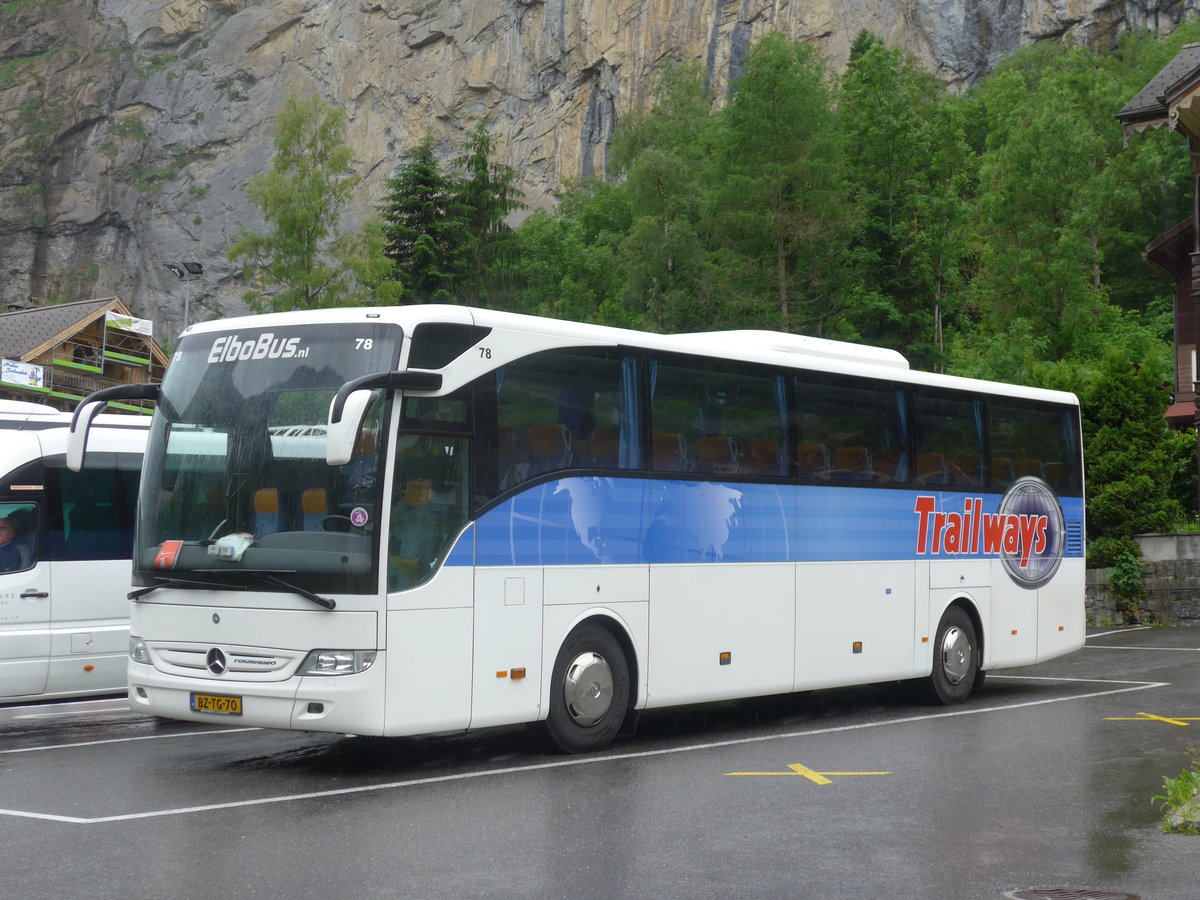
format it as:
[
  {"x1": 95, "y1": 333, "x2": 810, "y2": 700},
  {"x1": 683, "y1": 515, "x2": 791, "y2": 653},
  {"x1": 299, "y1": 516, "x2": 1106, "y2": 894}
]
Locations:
[{"x1": 1085, "y1": 534, "x2": 1200, "y2": 626}]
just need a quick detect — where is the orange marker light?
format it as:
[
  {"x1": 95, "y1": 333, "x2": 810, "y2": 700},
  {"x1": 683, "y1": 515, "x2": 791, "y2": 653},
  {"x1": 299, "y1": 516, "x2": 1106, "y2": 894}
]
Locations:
[
  {"x1": 496, "y1": 670, "x2": 508, "y2": 679},
  {"x1": 83, "y1": 665, "x2": 94, "y2": 671},
  {"x1": 921, "y1": 636, "x2": 929, "y2": 643},
  {"x1": 1011, "y1": 630, "x2": 1018, "y2": 635},
  {"x1": 511, "y1": 668, "x2": 526, "y2": 680},
  {"x1": 719, "y1": 651, "x2": 731, "y2": 666}
]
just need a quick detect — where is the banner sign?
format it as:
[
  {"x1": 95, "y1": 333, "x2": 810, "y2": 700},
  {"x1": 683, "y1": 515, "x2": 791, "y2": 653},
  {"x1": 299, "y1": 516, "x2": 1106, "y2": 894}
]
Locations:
[
  {"x1": 1, "y1": 359, "x2": 45, "y2": 389},
  {"x1": 105, "y1": 311, "x2": 153, "y2": 336}
]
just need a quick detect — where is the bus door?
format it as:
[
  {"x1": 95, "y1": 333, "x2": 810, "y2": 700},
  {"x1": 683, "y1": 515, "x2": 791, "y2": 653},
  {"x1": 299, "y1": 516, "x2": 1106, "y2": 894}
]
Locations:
[
  {"x1": 42, "y1": 454, "x2": 140, "y2": 695},
  {"x1": 0, "y1": 500, "x2": 50, "y2": 699}
]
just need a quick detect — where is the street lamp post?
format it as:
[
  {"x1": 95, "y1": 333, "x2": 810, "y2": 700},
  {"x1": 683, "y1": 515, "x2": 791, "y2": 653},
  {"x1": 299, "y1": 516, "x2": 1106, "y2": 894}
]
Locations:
[{"x1": 163, "y1": 261, "x2": 204, "y2": 333}]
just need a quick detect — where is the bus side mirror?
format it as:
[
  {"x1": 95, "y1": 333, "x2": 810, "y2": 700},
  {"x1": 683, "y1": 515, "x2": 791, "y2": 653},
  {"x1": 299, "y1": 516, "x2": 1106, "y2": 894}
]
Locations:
[
  {"x1": 67, "y1": 398, "x2": 107, "y2": 471},
  {"x1": 326, "y1": 370, "x2": 443, "y2": 466},
  {"x1": 327, "y1": 389, "x2": 375, "y2": 466},
  {"x1": 68, "y1": 383, "x2": 160, "y2": 471}
]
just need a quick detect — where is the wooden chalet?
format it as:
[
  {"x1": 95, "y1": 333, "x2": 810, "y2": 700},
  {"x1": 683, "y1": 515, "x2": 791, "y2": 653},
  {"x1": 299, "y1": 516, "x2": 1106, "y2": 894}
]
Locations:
[
  {"x1": 0, "y1": 297, "x2": 167, "y2": 414},
  {"x1": 1119, "y1": 43, "x2": 1200, "y2": 428}
]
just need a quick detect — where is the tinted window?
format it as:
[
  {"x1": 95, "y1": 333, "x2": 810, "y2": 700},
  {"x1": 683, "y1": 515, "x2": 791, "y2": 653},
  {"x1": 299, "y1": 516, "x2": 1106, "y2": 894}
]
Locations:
[
  {"x1": 495, "y1": 349, "x2": 632, "y2": 489},
  {"x1": 912, "y1": 391, "x2": 983, "y2": 487},
  {"x1": 794, "y1": 373, "x2": 907, "y2": 483},
  {"x1": 989, "y1": 400, "x2": 1081, "y2": 494},
  {"x1": 650, "y1": 358, "x2": 785, "y2": 476},
  {"x1": 48, "y1": 454, "x2": 140, "y2": 561}
]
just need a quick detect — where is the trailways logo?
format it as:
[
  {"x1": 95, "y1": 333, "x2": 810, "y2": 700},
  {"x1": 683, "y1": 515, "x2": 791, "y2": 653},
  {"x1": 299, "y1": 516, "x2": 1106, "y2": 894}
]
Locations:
[{"x1": 913, "y1": 476, "x2": 1066, "y2": 589}]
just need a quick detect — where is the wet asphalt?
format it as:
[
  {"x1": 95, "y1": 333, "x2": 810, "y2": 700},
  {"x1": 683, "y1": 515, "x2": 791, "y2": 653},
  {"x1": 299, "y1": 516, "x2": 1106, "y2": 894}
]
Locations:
[{"x1": 2, "y1": 626, "x2": 1198, "y2": 899}]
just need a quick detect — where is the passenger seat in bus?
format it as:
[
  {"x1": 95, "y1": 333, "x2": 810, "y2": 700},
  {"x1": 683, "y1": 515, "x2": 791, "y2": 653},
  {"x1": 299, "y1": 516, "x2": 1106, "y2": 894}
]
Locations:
[
  {"x1": 652, "y1": 433, "x2": 689, "y2": 472},
  {"x1": 832, "y1": 446, "x2": 874, "y2": 481},
  {"x1": 744, "y1": 439, "x2": 782, "y2": 475},
  {"x1": 915, "y1": 452, "x2": 950, "y2": 485},
  {"x1": 872, "y1": 448, "x2": 906, "y2": 483},
  {"x1": 253, "y1": 488, "x2": 283, "y2": 535},
  {"x1": 695, "y1": 436, "x2": 739, "y2": 474},
  {"x1": 795, "y1": 443, "x2": 830, "y2": 479},
  {"x1": 526, "y1": 424, "x2": 573, "y2": 478},
  {"x1": 301, "y1": 488, "x2": 329, "y2": 530},
  {"x1": 587, "y1": 427, "x2": 620, "y2": 468}
]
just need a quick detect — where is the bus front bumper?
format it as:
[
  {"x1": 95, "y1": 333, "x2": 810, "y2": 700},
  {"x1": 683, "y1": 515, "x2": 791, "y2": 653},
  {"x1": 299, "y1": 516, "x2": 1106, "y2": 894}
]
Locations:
[{"x1": 128, "y1": 655, "x2": 387, "y2": 735}]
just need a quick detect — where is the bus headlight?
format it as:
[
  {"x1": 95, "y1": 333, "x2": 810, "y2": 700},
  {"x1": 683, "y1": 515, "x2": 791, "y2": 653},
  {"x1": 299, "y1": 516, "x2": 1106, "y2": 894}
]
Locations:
[
  {"x1": 129, "y1": 636, "x2": 151, "y2": 665},
  {"x1": 298, "y1": 649, "x2": 377, "y2": 676}
]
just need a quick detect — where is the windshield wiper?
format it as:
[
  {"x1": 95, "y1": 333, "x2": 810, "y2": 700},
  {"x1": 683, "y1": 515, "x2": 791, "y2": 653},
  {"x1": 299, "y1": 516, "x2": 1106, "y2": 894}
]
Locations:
[
  {"x1": 257, "y1": 573, "x2": 336, "y2": 610},
  {"x1": 129, "y1": 576, "x2": 249, "y2": 601}
]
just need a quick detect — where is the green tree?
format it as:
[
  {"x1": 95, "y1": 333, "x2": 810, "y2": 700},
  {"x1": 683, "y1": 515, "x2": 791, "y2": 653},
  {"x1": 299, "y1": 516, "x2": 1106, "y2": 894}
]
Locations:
[
  {"x1": 227, "y1": 95, "x2": 388, "y2": 311},
  {"x1": 379, "y1": 133, "x2": 472, "y2": 303},
  {"x1": 509, "y1": 179, "x2": 629, "y2": 323},
  {"x1": 1077, "y1": 343, "x2": 1183, "y2": 565},
  {"x1": 453, "y1": 120, "x2": 525, "y2": 304},
  {"x1": 838, "y1": 33, "x2": 973, "y2": 368},
  {"x1": 708, "y1": 32, "x2": 847, "y2": 333},
  {"x1": 609, "y1": 62, "x2": 715, "y2": 331}
]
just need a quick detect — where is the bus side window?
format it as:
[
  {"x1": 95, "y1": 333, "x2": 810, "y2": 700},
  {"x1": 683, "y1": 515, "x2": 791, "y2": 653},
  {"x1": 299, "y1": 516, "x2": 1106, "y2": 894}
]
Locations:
[
  {"x1": 794, "y1": 374, "x2": 906, "y2": 484},
  {"x1": 912, "y1": 391, "x2": 983, "y2": 488},
  {"x1": 650, "y1": 358, "x2": 784, "y2": 477},
  {"x1": 494, "y1": 349, "x2": 628, "y2": 491},
  {"x1": 988, "y1": 401, "x2": 1081, "y2": 494},
  {"x1": 0, "y1": 502, "x2": 38, "y2": 573}
]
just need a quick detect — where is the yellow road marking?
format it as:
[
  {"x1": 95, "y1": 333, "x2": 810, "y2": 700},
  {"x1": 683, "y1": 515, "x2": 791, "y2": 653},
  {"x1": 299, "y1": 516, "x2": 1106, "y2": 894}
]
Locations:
[
  {"x1": 1104, "y1": 712, "x2": 1200, "y2": 726},
  {"x1": 726, "y1": 763, "x2": 892, "y2": 784}
]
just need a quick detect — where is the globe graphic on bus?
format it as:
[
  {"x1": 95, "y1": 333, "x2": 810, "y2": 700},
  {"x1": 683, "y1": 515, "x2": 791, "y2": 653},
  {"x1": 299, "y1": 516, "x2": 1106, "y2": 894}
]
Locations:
[{"x1": 997, "y1": 476, "x2": 1065, "y2": 589}]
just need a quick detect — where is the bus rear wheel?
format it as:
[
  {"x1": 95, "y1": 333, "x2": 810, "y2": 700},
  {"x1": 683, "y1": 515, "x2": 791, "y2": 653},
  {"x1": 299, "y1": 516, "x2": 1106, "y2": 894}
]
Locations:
[
  {"x1": 544, "y1": 623, "x2": 630, "y2": 753},
  {"x1": 922, "y1": 605, "x2": 979, "y2": 705}
]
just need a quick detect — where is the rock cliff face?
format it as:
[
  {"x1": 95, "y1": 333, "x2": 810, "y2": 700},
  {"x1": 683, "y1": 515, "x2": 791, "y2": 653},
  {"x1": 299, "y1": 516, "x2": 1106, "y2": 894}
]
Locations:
[{"x1": 0, "y1": 0, "x2": 1196, "y2": 329}]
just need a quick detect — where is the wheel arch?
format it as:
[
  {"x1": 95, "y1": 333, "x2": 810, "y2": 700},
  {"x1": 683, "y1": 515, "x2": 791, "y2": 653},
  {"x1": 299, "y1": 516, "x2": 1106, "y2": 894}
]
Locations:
[
  {"x1": 937, "y1": 593, "x2": 986, "y2": 672},
  {"x1": 547, "y1": 609, "x2": 641, "y2": 717}
]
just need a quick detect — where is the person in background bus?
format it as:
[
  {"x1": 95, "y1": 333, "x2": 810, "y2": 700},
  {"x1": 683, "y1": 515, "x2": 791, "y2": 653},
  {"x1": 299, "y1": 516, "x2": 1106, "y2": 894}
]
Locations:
[{"x1": 0, "y1": 516, "x2": 33, "y2": 572}]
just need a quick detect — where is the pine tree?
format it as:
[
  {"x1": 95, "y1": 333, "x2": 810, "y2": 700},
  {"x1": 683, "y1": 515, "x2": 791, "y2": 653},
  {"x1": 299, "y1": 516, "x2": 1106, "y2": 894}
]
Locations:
[
  {"x1": 379, "y1": 134, "x2": 472, "y2": 303},
  {"x1": 453, "y1": 121, "x2": 524, "y2": 304}
]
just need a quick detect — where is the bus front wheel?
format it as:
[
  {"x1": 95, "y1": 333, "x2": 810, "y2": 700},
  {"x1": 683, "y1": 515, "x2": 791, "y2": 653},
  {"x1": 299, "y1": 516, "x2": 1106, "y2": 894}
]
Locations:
[
  {"x1": 923, "y1": 605, "x2": 979, "y2": 705},
  {"x1": 544, "y1": 623, "x2": 630, "y2": 753}
]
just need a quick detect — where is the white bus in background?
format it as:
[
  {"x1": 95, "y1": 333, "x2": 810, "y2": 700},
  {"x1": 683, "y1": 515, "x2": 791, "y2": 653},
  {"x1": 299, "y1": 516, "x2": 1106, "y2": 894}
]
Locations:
[
  {"x1": 0, "y1": 400, "x2": 150, "y2": 702},
  {"x1": 69, "y1": 307, "x2": 1085, "y2": 752}
]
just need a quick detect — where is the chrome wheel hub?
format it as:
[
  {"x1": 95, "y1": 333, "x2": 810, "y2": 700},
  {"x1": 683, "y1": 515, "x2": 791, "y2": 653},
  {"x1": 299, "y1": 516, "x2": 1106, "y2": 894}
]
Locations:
[
  {"x1": 562, "y1": 651, "x2": 614, "y2": 726},
  {"x1": 940, "y1": 625, "x2": 972, "y2": 685}
]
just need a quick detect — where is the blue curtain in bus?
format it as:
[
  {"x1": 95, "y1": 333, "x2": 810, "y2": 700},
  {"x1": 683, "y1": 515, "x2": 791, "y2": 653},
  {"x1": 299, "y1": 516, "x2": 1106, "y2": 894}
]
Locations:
[{"x1": 619, "y1": 357, "x2": 639, "y2": 469}]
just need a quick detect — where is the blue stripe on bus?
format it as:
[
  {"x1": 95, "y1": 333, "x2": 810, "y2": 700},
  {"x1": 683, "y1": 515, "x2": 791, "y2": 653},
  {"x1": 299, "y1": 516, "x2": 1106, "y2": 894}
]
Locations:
[{"x1": 459, "y1": 476, "x2": 1085, "y2": 568}]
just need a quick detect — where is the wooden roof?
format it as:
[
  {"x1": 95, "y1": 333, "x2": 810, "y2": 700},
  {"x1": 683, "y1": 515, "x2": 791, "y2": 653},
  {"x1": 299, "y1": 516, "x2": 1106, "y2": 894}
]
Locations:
[{"x1": 0, "y1": 297, "x2": 169, "y2": 368}]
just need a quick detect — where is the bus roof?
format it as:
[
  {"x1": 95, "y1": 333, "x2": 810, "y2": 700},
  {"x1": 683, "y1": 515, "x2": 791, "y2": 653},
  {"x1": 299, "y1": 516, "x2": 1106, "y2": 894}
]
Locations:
[{"x1": 178, "y1": 305, "x2": 1079, "y2": 408}]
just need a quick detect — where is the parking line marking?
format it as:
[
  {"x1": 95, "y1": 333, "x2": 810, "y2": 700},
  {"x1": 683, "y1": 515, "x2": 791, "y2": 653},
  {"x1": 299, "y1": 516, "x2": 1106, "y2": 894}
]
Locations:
[
  {"x1": 0, "y1": 675, "x2": 1167, "y2": 825},
  {"x1": 0, "y1": 727, "x2": 260, "y2": 755},
  {"x1": 1104, "y1": 712, "x2": 1199, "y2": 726},
  {"x1": 725, "y1": 763, "x2": 891, "y2": 783},
  {"x1": 1086, "y1": 627, "x2": 1154, "y2": 639},
  {"x1": 1085, "y1": 645, "x2": 1200, "y2": 652}
]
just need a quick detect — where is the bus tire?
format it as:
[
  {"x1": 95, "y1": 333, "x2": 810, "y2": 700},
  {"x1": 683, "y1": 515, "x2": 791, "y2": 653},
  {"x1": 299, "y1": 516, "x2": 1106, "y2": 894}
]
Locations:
[
  {"x1": 544, "y1": 623, "x2": 630, "y2": 753},
  {"x1": 922, "y1": 605, "x2": 979, "y2": 705}
]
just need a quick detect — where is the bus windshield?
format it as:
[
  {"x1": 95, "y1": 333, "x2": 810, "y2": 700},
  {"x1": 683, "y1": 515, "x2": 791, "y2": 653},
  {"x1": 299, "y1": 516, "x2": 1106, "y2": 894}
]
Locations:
[{"x1": 135, "y1": 322, "x2": 402, "y2": 593}]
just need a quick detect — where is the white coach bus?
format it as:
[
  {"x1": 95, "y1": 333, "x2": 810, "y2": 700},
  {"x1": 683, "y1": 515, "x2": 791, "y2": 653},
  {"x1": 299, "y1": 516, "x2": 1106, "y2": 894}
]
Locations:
[
  {"x1": 1, "y1": 400, "x2": 149, "y2": 702},
  {"x1": 69, "y1": 307, "x2": 1084, "y2": 751}
]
